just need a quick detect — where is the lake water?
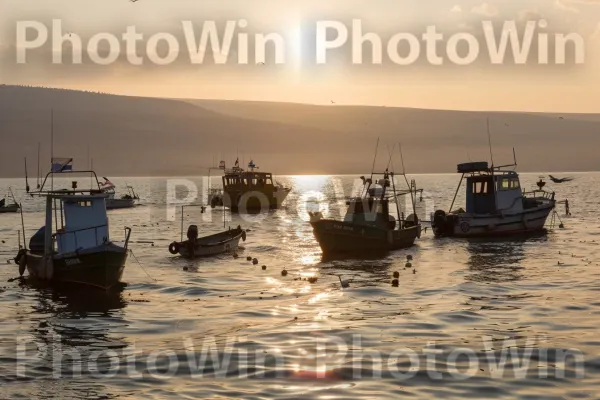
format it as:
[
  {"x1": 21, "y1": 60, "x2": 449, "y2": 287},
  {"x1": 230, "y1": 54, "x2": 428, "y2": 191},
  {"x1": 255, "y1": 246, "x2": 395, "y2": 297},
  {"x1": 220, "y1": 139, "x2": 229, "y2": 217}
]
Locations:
[{"x1": 1, "y1": 173, "x2": 599, "y2": 399}]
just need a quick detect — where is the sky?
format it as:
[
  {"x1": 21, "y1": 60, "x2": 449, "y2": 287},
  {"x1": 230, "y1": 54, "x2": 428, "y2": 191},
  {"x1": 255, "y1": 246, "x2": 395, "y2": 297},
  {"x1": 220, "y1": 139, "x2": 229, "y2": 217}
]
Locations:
[{"x1": 1, "y1": 0, "x2": 599, "y2": 112}]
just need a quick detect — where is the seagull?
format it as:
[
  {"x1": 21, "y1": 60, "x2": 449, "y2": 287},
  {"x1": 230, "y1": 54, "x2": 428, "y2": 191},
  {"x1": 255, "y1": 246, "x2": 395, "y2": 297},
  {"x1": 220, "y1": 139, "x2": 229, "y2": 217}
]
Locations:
[
  {"x1": 331, "y1": 100, "x2": 335, "y2": 104},
  {"x1": 559, "y1": 116, "x2": 564, "y2": 120},
  {"x1": 257, "y1": 62, "x2": 265, "y2": 65},
  {"x1": 549, "y1": 175, "x2": 574, "y2": 183}
]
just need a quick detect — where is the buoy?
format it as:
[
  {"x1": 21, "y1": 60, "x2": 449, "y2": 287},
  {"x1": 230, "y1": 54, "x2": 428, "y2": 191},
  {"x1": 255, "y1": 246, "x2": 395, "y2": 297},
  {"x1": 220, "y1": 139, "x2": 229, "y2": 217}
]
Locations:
[
  {"x1": 246, "y1": 256, "x2": 252, "y2": 261},
  {"x1": 392, "y1": 279, "x2": 399, "y2": 287},
  {"x1": 559, "y1": 223, "x2": 565, "y2": 229},
  {"x1": 393, "y1": 271, "x2": 399, "y2": 278},
  {"x1": 252, "y1": 258, "x2": 258, "y2": 265},
  {"x1": 308, "y1": 276, "x2": 318, "y2": 283},
  {"x1": 406, "y1": 255, "x2": 413, "y2": 261},
  {"x1": 413, "y1": 269, "x2": 416, "y2": 274},
  {"x1": 338, "y1": 275, "x2": 349, "y2": 288},
  {"x1": 262, "y1": 265, "x2": 267, "y2": 270},
  {"x1": 281, "y1": 269, "x2": 288, "y2": 277},
  {"x1": 405, "y1": 262, "x2": 412, "y2": 268},
  {"x1": 183, "y1": 266, "x2": 188, "y2": 271}
]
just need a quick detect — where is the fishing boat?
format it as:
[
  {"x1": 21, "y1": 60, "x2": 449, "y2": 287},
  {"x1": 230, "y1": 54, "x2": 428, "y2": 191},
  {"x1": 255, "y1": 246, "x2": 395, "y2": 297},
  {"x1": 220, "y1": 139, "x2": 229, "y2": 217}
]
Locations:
[
  {"x1": 0, "y1": 188, "x2": 20, "y2": 213},
  {"x1": 99, "y1": 177, "x2": 139, "y2": 210},
  {"x1": 309, "y1": 169, "x2": 423, "y2": 255},
  {"x1": 168, "y1": 204, "x2": 247, "y2": 258},
  {"x1": 14, "y1": 170, "x2": 132, "y2": 289},
  {"x1": 431, "y1": 159, "x2": 556, "y2": 238},
  {"x1": 210, "y1": 160, "x2": 291, "y2": 212},
  {"x1": 168, "y1": 225, "x2": 246, "y2": 258}
]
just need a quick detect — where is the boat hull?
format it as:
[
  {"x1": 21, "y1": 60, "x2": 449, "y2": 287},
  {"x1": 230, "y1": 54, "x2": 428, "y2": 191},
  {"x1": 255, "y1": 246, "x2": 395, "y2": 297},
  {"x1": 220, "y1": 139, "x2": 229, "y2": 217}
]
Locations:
[
  {"x1": 432, "y1": 204, "x2": 554, "y2": 238},
  {"x1": 106, "y1": 199, "x2": 136, "y2": 209},
  {"x1": 223, "y1": 188, "x2": 290, "y2": 212},
  {"x1": 24, "y1": 243, "x2": 128, "y2": 289},
  {"x1": 0, "y1": 205, "x2": 20, "y2": 213},
  {"x1": 310, "y1": 219, "x2": 420, "y2": 255}
]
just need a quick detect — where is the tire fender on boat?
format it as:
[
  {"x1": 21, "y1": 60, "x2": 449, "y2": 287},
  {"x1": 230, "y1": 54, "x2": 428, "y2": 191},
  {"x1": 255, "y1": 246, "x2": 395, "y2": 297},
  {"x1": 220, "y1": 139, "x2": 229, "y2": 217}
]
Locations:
[
  {"x1": 18, "y1": 252, "x2": 27, "y2": 277},
  {"x1": 241, "y1": 230, "x2": 247, "y2": 242},
  {"x1": 460, "y1": 221, "x2": 470, "y2": 233},
  {"x1": 168, "y1": 242, "x2": 180, "y2": 255}
]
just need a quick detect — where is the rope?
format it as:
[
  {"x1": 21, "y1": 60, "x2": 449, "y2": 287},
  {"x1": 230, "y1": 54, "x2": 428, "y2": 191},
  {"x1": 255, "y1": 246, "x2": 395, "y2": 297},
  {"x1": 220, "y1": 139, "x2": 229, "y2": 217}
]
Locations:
[{"x1": 129, "y1": 249, "x2": 157, "y2": 282}]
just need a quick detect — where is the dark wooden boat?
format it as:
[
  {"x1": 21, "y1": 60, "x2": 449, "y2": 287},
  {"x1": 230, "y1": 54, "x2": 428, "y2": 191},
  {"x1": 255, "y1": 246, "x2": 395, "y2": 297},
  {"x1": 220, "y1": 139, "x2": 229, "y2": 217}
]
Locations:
[
  {"x1": 169, "y1": 225, "x2": 246, "y2": 258},
  {"x1": 310, "y1": 170, "x2": 422, "y2": 256}
]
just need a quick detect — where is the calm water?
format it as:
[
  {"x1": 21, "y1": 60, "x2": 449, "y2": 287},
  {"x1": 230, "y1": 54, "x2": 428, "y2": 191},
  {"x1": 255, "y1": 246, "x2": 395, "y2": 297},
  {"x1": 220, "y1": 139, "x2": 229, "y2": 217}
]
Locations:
[{"x1": 1, "y1": 173, "x2": 599, "y2": 399}]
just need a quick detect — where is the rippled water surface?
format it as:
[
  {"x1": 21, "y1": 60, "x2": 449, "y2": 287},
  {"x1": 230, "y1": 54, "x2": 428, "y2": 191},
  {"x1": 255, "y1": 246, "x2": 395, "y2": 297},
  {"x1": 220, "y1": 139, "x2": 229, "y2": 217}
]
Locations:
[{"x1": 1, "y1": 173, "x2": 599, "y2": 399}]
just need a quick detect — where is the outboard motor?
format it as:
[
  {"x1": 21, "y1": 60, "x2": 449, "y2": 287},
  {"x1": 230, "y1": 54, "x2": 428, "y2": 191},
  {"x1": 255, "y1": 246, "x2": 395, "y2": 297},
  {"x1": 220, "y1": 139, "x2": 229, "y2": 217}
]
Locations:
[
  {"x1": 432, "y1": 210, "x2": 452, "y2": 237},
  {"x1": 388, "y1": 215, "x2": 396, "y2": 230},
  {"x1": 187, "y1": 225, "x2": 199, "y2": 242}
]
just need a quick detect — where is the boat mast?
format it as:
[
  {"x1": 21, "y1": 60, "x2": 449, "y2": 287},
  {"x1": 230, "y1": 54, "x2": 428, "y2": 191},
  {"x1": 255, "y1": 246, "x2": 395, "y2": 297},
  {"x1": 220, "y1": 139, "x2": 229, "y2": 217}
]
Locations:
[
  {"x1": 398, "y1": 144, "x2": 418, "y2": 222},
  {"x1": 37, "y1": 142, "x2": 41, "y2": 189},
  {"x1": 487, "y1": 116, "x2": 499, "y2": 212},
  {"x1": 24, "y1": 157, "x2": 30, "y2": 193},
  {"x1": 364, "y1": 137, "x2": 379, "y2": 197}
]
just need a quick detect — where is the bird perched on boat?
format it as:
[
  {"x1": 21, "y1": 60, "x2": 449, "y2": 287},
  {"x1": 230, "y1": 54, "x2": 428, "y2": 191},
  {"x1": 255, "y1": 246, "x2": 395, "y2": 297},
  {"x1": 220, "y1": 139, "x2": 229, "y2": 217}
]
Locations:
[{"x1": 549, "y1": 175, "x2": 574, "y2": 183}]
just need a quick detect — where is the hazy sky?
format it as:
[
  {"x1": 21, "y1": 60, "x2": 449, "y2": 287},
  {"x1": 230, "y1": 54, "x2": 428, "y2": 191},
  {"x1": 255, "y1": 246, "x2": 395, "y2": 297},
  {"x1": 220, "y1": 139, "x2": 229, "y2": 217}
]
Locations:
[{"x1": 1, "y1": 0, "x2": 599, "y2": 112}]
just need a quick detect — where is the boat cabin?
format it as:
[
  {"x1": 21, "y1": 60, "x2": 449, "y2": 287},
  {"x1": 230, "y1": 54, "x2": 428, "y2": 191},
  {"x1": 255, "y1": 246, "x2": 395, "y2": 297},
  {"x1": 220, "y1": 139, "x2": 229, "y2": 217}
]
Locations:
[
  {"x1": 344, "y1": 197, "x2": 395, "y2": 229},
  {"x1": 459, "y1": 162, "x2": 524, "y2": 215},
  {"x1": 223, "y1": 170, "x2": 274, "y2": 189},
  {"x1": 53, "y1": 195, "x2": 110, "y2": 253}
]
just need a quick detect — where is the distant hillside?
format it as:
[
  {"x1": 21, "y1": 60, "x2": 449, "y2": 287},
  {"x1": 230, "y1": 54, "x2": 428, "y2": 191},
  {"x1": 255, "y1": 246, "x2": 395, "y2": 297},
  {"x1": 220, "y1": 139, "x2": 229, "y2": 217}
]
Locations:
[{"x1": 0, "y1": 85, "x2": 598, "y2": 177}]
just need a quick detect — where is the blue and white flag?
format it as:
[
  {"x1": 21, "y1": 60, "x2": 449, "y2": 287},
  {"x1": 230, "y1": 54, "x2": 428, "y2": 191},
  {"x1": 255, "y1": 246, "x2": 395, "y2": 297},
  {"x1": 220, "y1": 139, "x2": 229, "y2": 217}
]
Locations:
[{"x1": 51, "y1": 157, "x2": 73, "y2": 172}]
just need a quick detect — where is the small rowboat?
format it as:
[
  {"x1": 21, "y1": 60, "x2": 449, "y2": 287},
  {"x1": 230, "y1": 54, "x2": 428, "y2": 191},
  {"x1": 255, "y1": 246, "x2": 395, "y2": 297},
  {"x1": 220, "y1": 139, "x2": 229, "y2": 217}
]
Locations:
[{"x1": 169, "y1": 225, "x2": 246, "y2": 258}]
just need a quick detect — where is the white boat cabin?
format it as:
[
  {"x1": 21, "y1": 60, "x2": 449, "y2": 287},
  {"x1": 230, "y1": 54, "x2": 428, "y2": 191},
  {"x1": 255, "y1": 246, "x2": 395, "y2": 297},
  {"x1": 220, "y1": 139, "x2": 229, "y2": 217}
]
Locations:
[
  {"x1": 460, "y1": 162, "x2": 524, "y2": 216},
  {"x1": 54, "y1": 195, "x2": 110, "y2": 253}
]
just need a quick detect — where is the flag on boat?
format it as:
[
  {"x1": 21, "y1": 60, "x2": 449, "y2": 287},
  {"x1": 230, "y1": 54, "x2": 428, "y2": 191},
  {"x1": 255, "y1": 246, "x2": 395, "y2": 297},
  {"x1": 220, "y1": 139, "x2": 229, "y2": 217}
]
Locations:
[
  {"x1": 51, "y1": 157, "x2": 73, "y2": 172},
  {"x1": 219, "y1": 160, "x2": 226, "y2": 169},
  {"x1": 248, "y1": 160, "x2": 256, "y2": 169},
  {"x1": 234, "y1": 158, "x2": 239, "y2": 167},
  {"x1": 101, "y1": 177, "x2": 115, "y2": 189}
]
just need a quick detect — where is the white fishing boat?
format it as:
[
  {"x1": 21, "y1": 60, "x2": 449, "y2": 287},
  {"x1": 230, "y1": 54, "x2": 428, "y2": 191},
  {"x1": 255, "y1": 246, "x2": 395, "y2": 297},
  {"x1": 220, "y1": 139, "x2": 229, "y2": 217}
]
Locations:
[
  {"x1": 431, "y1": 159, "x2": 557, "y2": 238},
  {"x1": 0, "y1": 187, "x2": 20, "y2": 213},
  {"x1": 15, "y1": 170, "x2": 132, "y2": 289},
  {"x1": 99, "y1": 177, "x2": 139, "y2": 210}
]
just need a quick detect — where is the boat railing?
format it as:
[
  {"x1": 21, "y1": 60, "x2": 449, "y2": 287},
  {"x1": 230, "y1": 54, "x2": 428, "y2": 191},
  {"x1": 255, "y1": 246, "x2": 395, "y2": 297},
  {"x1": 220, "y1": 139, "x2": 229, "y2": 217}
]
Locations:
[
  {"x1": 54, "y1": 223, "x2": 109, "y2": 250},
  {"x1": 522, "y1": 190, "x2": 555, "y2": 201}
]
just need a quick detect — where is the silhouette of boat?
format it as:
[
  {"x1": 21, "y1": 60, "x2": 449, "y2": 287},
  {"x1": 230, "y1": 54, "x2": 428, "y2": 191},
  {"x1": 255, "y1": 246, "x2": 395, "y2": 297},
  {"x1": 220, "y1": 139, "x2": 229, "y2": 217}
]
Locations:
[
  {"x1": 14, "y1": 170, "x2": 132, "y2": 289},
  {"x1": 0, "y1": 187, "x2": 20, "y2": 213}
]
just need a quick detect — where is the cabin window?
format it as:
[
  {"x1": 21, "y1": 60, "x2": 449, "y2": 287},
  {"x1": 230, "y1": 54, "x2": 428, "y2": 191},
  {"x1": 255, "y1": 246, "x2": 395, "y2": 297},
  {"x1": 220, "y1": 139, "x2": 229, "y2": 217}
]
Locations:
[
  {"x1": 472, "y1": 181, "x2": 491, "y2": 194},
  {"x1": 76, "y1": 201, "x2": 92, "y2": 207},
  {"x1": 499, "y1": 178, "x2": 519, "y2": 190}
]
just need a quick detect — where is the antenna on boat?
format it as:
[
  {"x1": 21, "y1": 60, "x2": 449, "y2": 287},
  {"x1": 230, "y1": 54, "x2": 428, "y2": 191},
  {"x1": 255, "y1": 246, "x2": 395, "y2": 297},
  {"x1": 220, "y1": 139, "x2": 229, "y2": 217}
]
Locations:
[
  {"x1": 513, "y1": 147, "x2": 517, "y2": 169},
  {"x1": 364, "y1": 137, "x2": 379, "y2": 196},
  {"x1": 36, "y1": 142, "x2": 41, "y2": 189},
  {"x1": 385, "y1": 144, "x2": 396, "y2": 172},
  {"x1": 24, "y1": 157, "x2": 30, "y2": 193},
  {"x1": 399, "y1": 143, "x2": 407, "y2": 176},
  {"x1": 487, "y1": 116, "x2": 494, "y2": 168},
  {"x1": 50, "y1": 108, "x2": 54, "y2": 191}
]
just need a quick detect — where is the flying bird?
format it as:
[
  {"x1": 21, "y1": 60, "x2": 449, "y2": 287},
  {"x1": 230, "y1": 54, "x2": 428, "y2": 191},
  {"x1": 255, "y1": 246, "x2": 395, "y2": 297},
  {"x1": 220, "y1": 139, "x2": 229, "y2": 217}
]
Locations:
[
  {"x1": 549, "y1": 175, "x2": 574, "y2": 183},
  {"x1": 331, "y1": 100, "x2": 336, "y2": 104}
]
